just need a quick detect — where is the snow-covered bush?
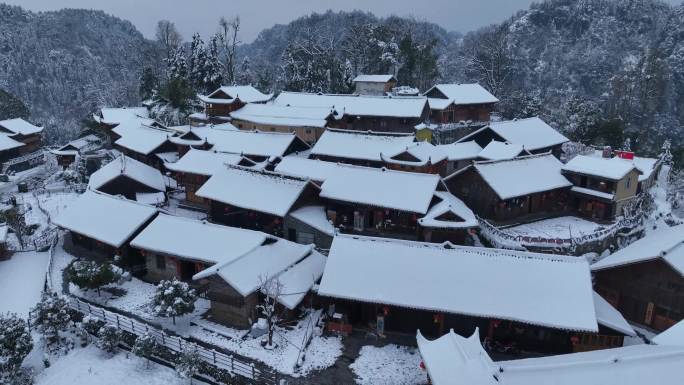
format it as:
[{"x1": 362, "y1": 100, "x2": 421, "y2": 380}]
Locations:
[
  {"x1": 152, "y1": 279, "x2": 197, "y2": 325},
  {"x1": 68, "y1": 260, "x2": 120, "y2": 296},
  {"x1": 31, "y1": 292, "x2": 72, "y2": 348},
  {"x1": 0, "y1": 313, "x2": 33, "y2": 377},
  {"x1": 96, "y1": 324, "x2": 121, "y2": 354},
  {"x1": 175, "y1": 346, "x2": 202, "y2": 384},
  {"x1": 132, "y1": 332, "x2": 160, "y2": 368},
  {"x1": 75, "y1": 315, "x2": 104, "y2": 347}
]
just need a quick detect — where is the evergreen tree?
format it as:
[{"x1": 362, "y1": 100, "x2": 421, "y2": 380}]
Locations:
[
  {"x1": 96, "y1": 324, "x2": 121, "y2": 354},
  {"x1": 67, "y1": 260, "x2": 120, "y2": 296},
  {"x1": 203, "y1": 35, "x2": 224, "y2": 92},
  {"x1": 0, "y1": 313, "x2": 33, "y2": 378},
  {"x1": 132, "y1": 332, "x2": 160, "y2": 369},
  {"x1": 176, "y1": 346, "x2": 202, "y2": 384},
  {"x1": 0, "y1": 89, "x2": 30, "y2": 121},
  {"x1": 236, "y1": 56, "x2": 254, "y2": 86},
  {"x1": 188, "y1": 33, "x2": 208, "y2": 91},
  {"x1": 152, "y1": 279, "x2": 197, "y2": 325},
  {"x1": 167, "y1": 46, "x2": 189, "y2": 81},
  {"x1": 31, "y1": 292, "x2": 71, "y2": 348},
  {"x1": 139, "y1": 67, "x2": 159, "y2": 101}
]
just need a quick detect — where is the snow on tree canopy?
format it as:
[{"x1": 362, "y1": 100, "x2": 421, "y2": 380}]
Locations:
[
  {"x1": 310, "y1": 128, "x2": 416, "y2": 163},
  {"x1": 319, "y1": 235, "x2": 599, "y2": 332},
  {"x1": 88, "y1": 154, "x2": 166, "y2": 192},
  {"x1": 53, "y1": 191, "x2": 157, "y2": 248}
]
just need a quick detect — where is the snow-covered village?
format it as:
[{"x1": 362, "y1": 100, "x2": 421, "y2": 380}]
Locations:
[{"x1": 3, "y1": 0, "x2": 684, "y2": 384}]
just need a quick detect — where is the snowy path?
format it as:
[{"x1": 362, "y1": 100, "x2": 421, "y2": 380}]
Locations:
[
  {"x1": 506, "y1": 216, "x2": 603, "y2": 239},
  {"x1": 0, "y1": 250, "x2": 49, "y2": 317},
  {"x1": 350, "y1": 345, "x2": 427, "y2": 385}
]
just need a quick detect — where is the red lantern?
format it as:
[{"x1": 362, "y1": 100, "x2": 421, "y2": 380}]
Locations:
[
  {"x1": 571, "y1": 336, "x2": 580, "y2": 345},
  {"x1": 383, "y1": 306, "x2": 390, "y2": 316},
  {"x1": 420, "y1": 361, "x2": 426, "y2": 370}
]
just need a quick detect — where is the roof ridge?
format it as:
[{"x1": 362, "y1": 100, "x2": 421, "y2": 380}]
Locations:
[
  {"x1": 474, "y1": 151, "x2": 554, "y2": 166},
  {"x1": 324, "y1": 127, "x2": 415, "y2": 137}
]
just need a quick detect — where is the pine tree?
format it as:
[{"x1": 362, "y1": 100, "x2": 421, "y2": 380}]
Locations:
[
  {"x1": 67, "y1": 260, "x2": 120, "y2": 296},
  {"x1": 176, "y1": 346, "x2": 202, "y2": 384},
  {"x1": 31, "y1": 292, "x2": 71, "y2": 349},
  {"x1": 188, "y1": 33, "x2": 208, "y2": 91},
  {"x1": 139, "y1": 67, "x2": 158, "y2": 101},
  {"x1": 96, "y1": 324, "x2": 121, "y2": 354},
  {"x1": 132, "y1": 332, "x2": 159, "y2": 369},
  {"x1": 0, "y1": 313, "x2": 33, "y2": 377},
  {"x1": 203, "y1": 35, "x2": 224, "y2": 92},
  {"x1": 167, "y1": 46, "x2": 189, "y2": 81},
  {"x1": 152, "y1": 279, "x2": 197, "y2": 325}
]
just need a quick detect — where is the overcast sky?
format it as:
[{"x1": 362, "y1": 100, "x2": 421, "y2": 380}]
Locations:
[{"x1": 5, "y1": 0, "x2": 683, "y2": 43}]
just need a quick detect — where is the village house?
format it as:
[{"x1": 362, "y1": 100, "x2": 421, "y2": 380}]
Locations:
[
  {"x1": 352, "y1": 74, "x2": 397, "y2": 95},
  {"x1": 457, "y1": 117, "x2": 569, "y2": 158},
  {"x1": 111, "y1": 120, "x2": 177, "y2": 169},
  {"x1": 53, "y1": 190, "x2": 158, "y2": 272},
  {"x1": 50, "y1": 134, "x2": 102, "y2": 169},
  {"x1": 592, "y1": 224, "x2": 684, "y2": 332},
  {"x1": 0, "y1": 132, "x2": 27, "y2": 163},
  {"x1": 196, "y1": 85, "x2": 273, "y2": 124},
  {"x1": 475, "y1": 141, "x2": 528, "y2": 161},
  {"x1": 130, "y1": 214, "x2": 325, "y2": 327},
  {"x1": 562, "y1": 154, "x2": 641, "y2": 221},
  {"x1": 380, "y1": 141, "x2": 449, "y2": 174},
  {"x1": 309, "y1": 128, "x2": 416, "y2": 167},
  {"x1": 87, "y1": 154, "x2": 166, "y2": 205},
  {"x1": 586, "y1": 148, "x2": 662, "y2": 194},
  {"x1": 273, "y1": 92, "x2": 430, "y2": 133},
  {"x1": 0, "y1": 118, "x2": 44, "y2": 155},
  {"x1": 435, "y1": 141, "x2": 483, "y2": 175},
  {"x1": 165, "y1": 149, "x2": 255, "y2": 208},
  {"x1": 416, "y1": 327, "x2": 683, "y2": 385},
  {"x1": 230, "y1": 103, "x2": 333, "y2": 144},
  {"x1": 319, "y1": 235, "x2": 633, "y2": 353},
  {"x1": 445, "y1": 153, "x2": 573, "y2": 224},
  {"x1": 196, "y1": 165, "x2": 321, "y2": 237},
  {"x1": 94, "y1": 107, "x2": 149, "y2": 129}
]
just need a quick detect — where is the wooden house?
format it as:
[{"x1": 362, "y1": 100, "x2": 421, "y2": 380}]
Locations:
[
  {"x1": 592, "y1": 224, "x2": 684, "y2": 332},
  {"x1": 196, "y1": 165, "x2": 321, "y2": 237},
  {"x1": 435, "y1": 141, "x2": 483, "y2": 175},
  {"x1": 319, "y1": 235, "x2": 633, "y2": 353},
  {"x1": 273, "y1": 92, "x2": 430, "y2": 134},
  {"x1": 230, "y1": 104, "x2": 333, "y2": 144},
  {"x1": 381, "y1": 141, "x2": 449, "y2": 174},
  {"x1": 165, "y1": 149, "x2": 254, "y2": 208},
  {"x1": 111, "y1": 120, "x2": 177, "y2": 169},
  {"x1": 130, "y1": 214, "x2": 325, "y2": 327},
  {"x1": 198, "y1": 85, "x2": 272, "y2": 122},
  {"x1": 424, "y1": 83, "x2": 498, "y2": 124},
  {"x1": 50, "y1": 134, "x2": 102, "y2": 169},
  {"x1": 475, "y1": 141, "x2": 528, "y2": 161},
  {"x1": 0, "y1": 133, "x2": 26, "y2": 163},
  {"x1": 457, "y1": 117, "x2": 569, "y2": 159},
  {"x1": 562, "y1": 155, "x2": 641, "y2": 221},
  {"x1": 53, "y1": 190, "x2": 158, "y2": 271},
  {"x1": 93, "y1": 107, "x2": 149, "y2": 143},
  {"x1": 352, "y1": 74, "x2": 397, "y2": 95},
  {"x1": 445, "y1": 153, "x2": 573, "y2": 225},
  {"x1": 87, "y1": 155, "x2": 166, "y2": 204},
  {"x1": 309, "y1": 128, "x2": 416, "y2": 168},
  {"x1": 0, "y1": 118, "x2": 44, "y2": 155}
]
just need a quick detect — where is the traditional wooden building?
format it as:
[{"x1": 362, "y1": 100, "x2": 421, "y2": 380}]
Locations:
[
  {"x1": 0, "y1": 133, "x2": 26, "y2": 163},
  {"x1": 592, "y1": 224, "x2": 684, "y2": 332},
  {"x1": 309, "y1": 128, "x2": 416, "y2": 168},
  {"x1": 319, "y1": 235, "x2": 632, "y2": 353},
  {"x1": 196, "y1": 165, "x2": 321, "y2": 237},
  {"x1": 111, "y1": 120, "x2": 177, "y2": 169},
  {"x1": 352, "y1": 74, "x2": 397, "y2": 95},
  {"x1": 476, "y1": 141, "x2": 528, "y2": 161},
  {"x1": 562, "y1": 155, "x2": 641, "y2": 221},
  {"x1": 130, "y1": 214, "x2": 325, "y2": 327},
  {"x1": 198, "y1": 85, "x2": 272, "y2": 122},
  {"x1": 230, "y1": 104, "x2": 333, "y2": 144},
  {"x1": 435, "y1": 141, "x2": 483, "y2": 175},
  {"x1": 445, "y1": 153, "x2": 573, "y2": 224},
  {"x1": 0, "y1": 118, "x2": 44, "y2": 155},
  {"x1": 50, "y1": 134, "x2": 102, "y2": 169},
  {"x1": 87, "y1": 155, "x2": 166, "y2": 204},
  {"x1": 381, "y1": 141, "x2": 449, "y2": 174},
  {"x1": 165, "y1": 149, "x2": 254, "y2": 208},
  {"x1": 424, "y1": 83, "x2": 498, "y2": 124},
  {"x1": 273, "y1": 92, "x2": 430, "y2": 133},
  {"x1": 458, "y1": 117, "x2": 569, "y2": 159},
  {"x1": 53, "y1": 190, "x2": 158, "y2": 270}
]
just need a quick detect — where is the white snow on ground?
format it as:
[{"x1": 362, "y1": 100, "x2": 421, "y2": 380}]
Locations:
[
  {"x1": 189, "y1": 313, "x2": 343, "y2": 376},
  {"x1": 506, "y1": 216, "x2": 603, "y2": 239},
  {"x1": 0, "y1": 250, "x2": 49, "y2": 317},
  {"x1": 34, "y1": 345, "x2": 209, "y2": 385},
  {"x1": 350, "y1": 344, "x2": 427, "y2": 385},
  {"x1": 50, "y1": 238, "x2": 75, "y2": 290},
  {"x1": 23, "y1": 191, "x2": 78, "y2": 230}
]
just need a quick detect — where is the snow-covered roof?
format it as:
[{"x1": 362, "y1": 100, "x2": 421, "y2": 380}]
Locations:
[
  {"x1": 171, "y1": 126, "x2": 305, "y2": 158},
  {"x1": 458, "y1": 117, "x2": 568, "y2": 151},
  {"x1": 417, "y1": 328, "x2": 684, "y2": 385},
  {"x1": 269, "y1": 250, "x2": 327, "y2": 310},
  {"x1": 88, "y1": 155, "x2": 165, "y2": 192},
  {"x1": 418, "y1": 191, "x2": 478, "y2": 229},
  {"x1": 289, "y1": 205, "x2": 335, "y2": 236},
  {"x1": 113, "y1": 121, "x2": 171, "y2": 155},
  {"x1": 591, "y1": 224, "x2": 684, "y2": 275},
  {"x1": 320, "y1": 164, "x2": 441, "y2": 214},
  {"x1": 274, "y1": 92, "x2": 428, "y2": 118},
  {"x1": 135, "y1": 192, "x2": 166, "y2": 205},
  {"x1": 274, "y1": 156, "x2": 342, "y2": 182},
  {"x1": 230, "y1": 103, "x2": 333, "y2": 128},
  {"x1": 653, "y1": 320, "x2": 684, "y2": 346},
  {"x1": 97, "y1": 107, "x2": 149, "y2": 125},
  {"x1": 130, "y1": 214, "x2": 267, "y2": 265},
  {"x1": 165, "y1": 149, "x2": 246, "y2": 176},
  {"x1": 353, "y1": 74, "x2": 396, "y2": 83},
  {"x1": 570, "y1": 186, "x2": 615, "y2": 201},
  {"x1": 53, "y1": 191, "x2": 157, "y2": 248},
  {"x1": 58, "y1": 134, "x2": 101, "y2": 152},
  {"x1": 425, "y1": 83, "x2": 499, "y2": 108},
  {"x1": 468, "y1": 153, "x2": 572, "y2": 200},
  {"x1": 310, "y1": 128, "x2": 416, "y2": 162},
  {"x1": 383, "y1": 141, "x2": 448, "y2": 165},
  {"x1": 0, "y1": 118, "x2": 43, "y2": 136},
  {"x1": 593, "y1": 292, "x2": 636, "y2": 336},
  {"x1": 319, "y1": 235, "x2": 598, "y2": 331},
  {"x1": 206, "y1": 85, "x2": 273, "y2": 104},
  {"x1": 436, "y1": 141, "x2": 483, "y2": 161},
  {"x1": 0, "y1": 133, "x2": 25, "y2": 151},
  {"x1": 477, "y1": 141, "x2": 524, "y2": 161},
  {"x1": 195, "y1": 166, "x2": 314, "y2": 217},
  {"x1": 193, "y1": 237, "x2": 314, "y2": 299},
  {"x1": 563, "y1": 155, "x2": 639, "y2": 181},
  {"x1": 588, "y1": 150, "x2": 660, "y2": 182}
]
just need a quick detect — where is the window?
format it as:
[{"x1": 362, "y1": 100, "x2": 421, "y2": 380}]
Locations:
[
  {"x1": 155, "y1": 255, "x2": 165, "y2": 270},
  {"x1": 626, "y1": 177, "x2": 631, "y2": 189}
]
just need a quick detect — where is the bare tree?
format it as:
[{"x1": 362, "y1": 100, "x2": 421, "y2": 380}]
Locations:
[
  {"x1": 257, "y1": 275, "x2": 283, "y2": 349},
  {"x1": 218, "y1": 16, "x2": 241, "y2": 84},
  {"x1": 462, "y1": 25, "x2": 511, "y2": 99},
  {"x1": 156, "y1": 20, "x2": 182, "y2": 59}
]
